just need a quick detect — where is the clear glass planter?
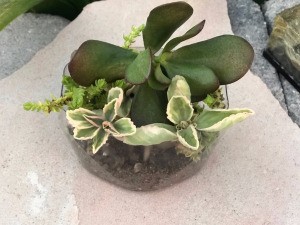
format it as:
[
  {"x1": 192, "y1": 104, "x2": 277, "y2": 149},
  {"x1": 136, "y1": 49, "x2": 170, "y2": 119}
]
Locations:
[
  {"x1": 61, "y1": 55, "x2": 229, "y2": 191},
  {"x1": 60, "y1": 112, "x2": 223, "y2": 191}
]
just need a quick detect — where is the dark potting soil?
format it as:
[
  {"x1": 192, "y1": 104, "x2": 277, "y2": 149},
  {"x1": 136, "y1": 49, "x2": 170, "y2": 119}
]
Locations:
[{"x1": 71, "y1": 136, "x2": 205, "y2": 191}]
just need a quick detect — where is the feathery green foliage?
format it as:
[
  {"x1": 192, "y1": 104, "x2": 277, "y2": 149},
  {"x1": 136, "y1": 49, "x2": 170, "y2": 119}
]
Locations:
[{"x1": 123, "y1": 24, "x2": 145, "y2": 49}]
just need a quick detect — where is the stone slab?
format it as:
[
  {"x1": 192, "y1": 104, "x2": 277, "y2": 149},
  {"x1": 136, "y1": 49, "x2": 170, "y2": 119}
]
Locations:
[
  {"x1": 0, "y1": 13, "x2": 69, "y2": 80},
  {"x1": 0, "y1": 0, "x2": 300, "y2": 224},
  {"x1": 227, "y1": 0, "x2": 286, "y2": 110}
]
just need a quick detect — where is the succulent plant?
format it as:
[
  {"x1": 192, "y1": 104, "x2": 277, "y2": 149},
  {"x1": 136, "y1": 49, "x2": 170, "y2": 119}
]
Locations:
[
  {"x1": 24, "y1": 1, "x2": 255, "y2": 160},
  {"x1": 68, "y1": 1, "x2": 254, "y2": 126}
]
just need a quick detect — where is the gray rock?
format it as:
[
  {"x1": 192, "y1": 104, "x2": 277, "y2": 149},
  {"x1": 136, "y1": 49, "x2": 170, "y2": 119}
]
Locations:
[
  {"x1": 262, "y1": 0, "x2": 300, "y2": 28},
  {"x1": 262, "y1": 1, "x2": 300, "y2": 126},
  {"x1": 227, "y1": 0, "x2": 287, "y2": 109},
  {"x1": 281, "y1": 77, "x2": 300, "y2": 125},
  {"x1": 267, "y1": 5, "x2": 300, "y2": 86},
  {"x1": 0, "y1": 13, "x2": 69, "y2": 80}
]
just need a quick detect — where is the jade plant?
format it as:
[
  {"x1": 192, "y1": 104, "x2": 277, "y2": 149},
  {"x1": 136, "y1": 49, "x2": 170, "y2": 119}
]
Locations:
[{"x1": 24, "y1": 1, "x2": 255, "y2": 160}]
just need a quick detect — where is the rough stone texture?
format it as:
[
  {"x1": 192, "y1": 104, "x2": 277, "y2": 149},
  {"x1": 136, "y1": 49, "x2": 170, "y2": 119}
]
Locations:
[
  {"x1": 262, "y1": 1, "x2": 300, "y2": 126},
  {"x1": 1, "y1": 0, "x2": 300, "y2": 224},
  {"x1": 0, "y1": 13, "x2": 69, "y2": 80},
  {"x1": 262, "y1": 0, "x2": 300, "y2": 28},
  {"x1": 227, "y1": 0, "x2": 286, "y2": 109},
  {"x1": 267, "y1": 5, "x2": 300, "y2": 85}
]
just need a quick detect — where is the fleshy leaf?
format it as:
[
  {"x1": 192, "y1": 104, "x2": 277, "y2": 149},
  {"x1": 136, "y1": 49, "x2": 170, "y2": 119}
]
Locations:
[
  {"x1": 74, "y1": 126, "x2": 100, "y2": 140},
  {"x1": 167, "y1": 75, "x2": 191, "y2": 101},
  {"x1": 66, "y1": 108, "x2": 99, "y2": 128},
  {"x1": 163, "y1": 64, "x2": 219, "y2": 98},
  {"x1": 154, "y1": 64, "x2": 171, "y2": 85},
  {"x1": 110, "y1": 118, "x2": 136, "y2": 137},
  {"x1": 143, "y1": 1, "x2": 193, "y2": 53},
  {"x1": 167, "y1": 96, "x2": 193, "y2": 124},
  {"x1": 103, "y1": 99, "x2": 117, "y2": 122},
  {"x1": 161, "y1": 35, "x2": 254, "y2": 85},
  {"x1": 125, "y1": 48, "x2": 152, "y2": 84},
  {"x1": 123, "y1": 123, "x2": 177, "y2": 146},
  {"x1": 148, "y1": 72, "x2": 168, "y2": 91},
  {"x1": 194, "y1": 108, "x2": 255, "y2": 132},
  {"x1": 68, "y1": 40, "x2": 137, "y2": 86},
  {"x1": 130, "y1": 83, "x2": 168, "y2": 127},
  {"x1": 163, "y1": 20, "x2": 205, "y2": 53},
  {"x1": 177, "y1": 125, "x2": 199, "y2": 150},
  {"x1": 92, "y1": 129, "x2": 109, "y2": 154}
]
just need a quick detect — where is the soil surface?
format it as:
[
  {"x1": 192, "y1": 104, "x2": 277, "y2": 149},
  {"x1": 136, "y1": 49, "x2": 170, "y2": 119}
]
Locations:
[{"x1": 67, "y1": 126, "x2": 206, "y2": 191}]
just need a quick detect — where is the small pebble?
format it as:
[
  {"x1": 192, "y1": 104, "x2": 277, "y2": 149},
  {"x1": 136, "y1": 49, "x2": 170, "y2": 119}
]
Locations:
[{"x1": 134, "y1": 163, "x2": 143, "y2": 173}]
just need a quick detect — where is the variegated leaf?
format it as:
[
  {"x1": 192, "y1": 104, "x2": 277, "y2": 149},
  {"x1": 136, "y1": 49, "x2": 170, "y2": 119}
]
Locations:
[
  {"x1": 92, "y1": 129, "x2": 109, "y2": 154},
  {"x1": 194, "y1": 108, "x2": 254, "y2": 132},
  {"x1": 117, "y1": 97, "x2": 132, "y2": 117},
  {"x1": 167, "y1": 75, "x2": 191, "y2": 101},
  {"x1": 66, "y1": 108, "x2": 98, "y2": 129},
  {"x1": 107, "y1": 87, "x2": 123, "y2": 108},
  {"x1": 167, "y1": 96, "x2": 193, "y2": 124},
  {"x1": 103, "y1": 99, "x2": 117, "y2": 122},
  {"x1": 110, "y1": 118, "x2": 136, "y2": 137},
  {"x1": 73, "y1": 126, "x2": 100, "y2": 140},
  {"x1": 123, "y1": 123, "x2": 177, "y2": 146},
  {"x1": 177, "y1": 125, "x2": 199, "y2": 150}
]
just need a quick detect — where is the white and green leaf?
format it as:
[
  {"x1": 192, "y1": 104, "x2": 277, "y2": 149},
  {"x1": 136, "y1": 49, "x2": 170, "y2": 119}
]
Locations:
[
  {"x1": 167, "y1": 75, "x2": 191, "y2": 101},
  {"x1": 73, "y1": 126, "x2": 100, "y2": 140},
  {"x1": 66, "y1": 108, "x2": 99, "y2": 129},
  {"x1": 167, "y1": 96, "x2": 193, "y2": 124},
  {"x1": 107, "y1": 87, "x2": 123, "y2": 107},
  {"x1": 92, "y1": 129, "x2": 109, "y2": 154},
  {"x1": 103, "y1": 99, "x2": 117, "y2": 122},
  {"x1": 110, "y1": 118, "x2": 136, "y2": 137},
  {"x1": 117, "y1": 97, "x2": 132, "y2": 117},
  {"x1": 123, "y1": 123, "x2": 177, "y2": 146},
  {"x1": 194, "y1": 108, "x2": 254, "y2": 132},
  {"x1": 177, "y1": 125, "x2": 199, "y2": 150}
]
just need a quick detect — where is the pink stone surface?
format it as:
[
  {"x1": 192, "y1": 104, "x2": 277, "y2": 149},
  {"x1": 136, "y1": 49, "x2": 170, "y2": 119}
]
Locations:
[{"x1": 0, "y1": 0, "x2": 300, "y2": 224}]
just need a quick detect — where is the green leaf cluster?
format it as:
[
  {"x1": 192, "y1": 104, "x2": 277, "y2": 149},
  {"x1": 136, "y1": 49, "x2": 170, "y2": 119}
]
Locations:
[
  {"x1": 66, "y1": 87, "x2": 135, "y2": 154},
  {"x1": 23, "y1": 76, "x2": 128, "y2": 113}
]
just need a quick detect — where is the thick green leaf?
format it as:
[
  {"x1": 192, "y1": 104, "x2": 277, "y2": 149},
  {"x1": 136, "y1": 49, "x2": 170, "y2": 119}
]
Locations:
[
  {"x1": 130, "y1": 83, "x2": 168, "y2": 127},
  {"x1": 161, "y1": 35, "x2": 254, "y2": 85},
  {"x1": 163, "y1": 20, "x2": 205, "y2": 53},
  {"x1": 143, "y1": 1, "x2": 193, "y2": 53},
  {"x1": 148, "y1": 72, "x2": 168, "y2": 91},
  {"x1": 177, "y1": 125, "x2": 199, "y2": 150},
  {"x1": 111, "y1": 118, "x2": 136, "y2": 137},
  {"x1": 68, "y1": 40, "x2": 137, "y2": 86},
  {"x1": 123, "y1": 123, "x2": 177, "y2": 146},
  {"x1": 167, "y1": 75, "x2": 191, "y2": 101},
  {"x1": 194, "y1": 108, "x2": 254, "y2": 132},
  {"x1": 167, "y1": 96, "x2": 193, "y2": 124},
  {"x1": 154, "y1": 64, "x2": 171, "y2": 85},
  {"x1": 163, "y1": 64, "x2": 219, "y2": 98},
  {"x1": 0, "y1": 0, "x2": 42, "y2": 31},
  {"x1": 125, "y1": 48, "x2": 152, "y2": 84},
  {"x1": 74, "y1": 126, "x2": 100, "y2": 140},
  {"x1": 103, "y1": 99, "x2": 117, "y2": 122},
  {"x1": 92, "y1": 129, "x2": 109, "y2": 154}
]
